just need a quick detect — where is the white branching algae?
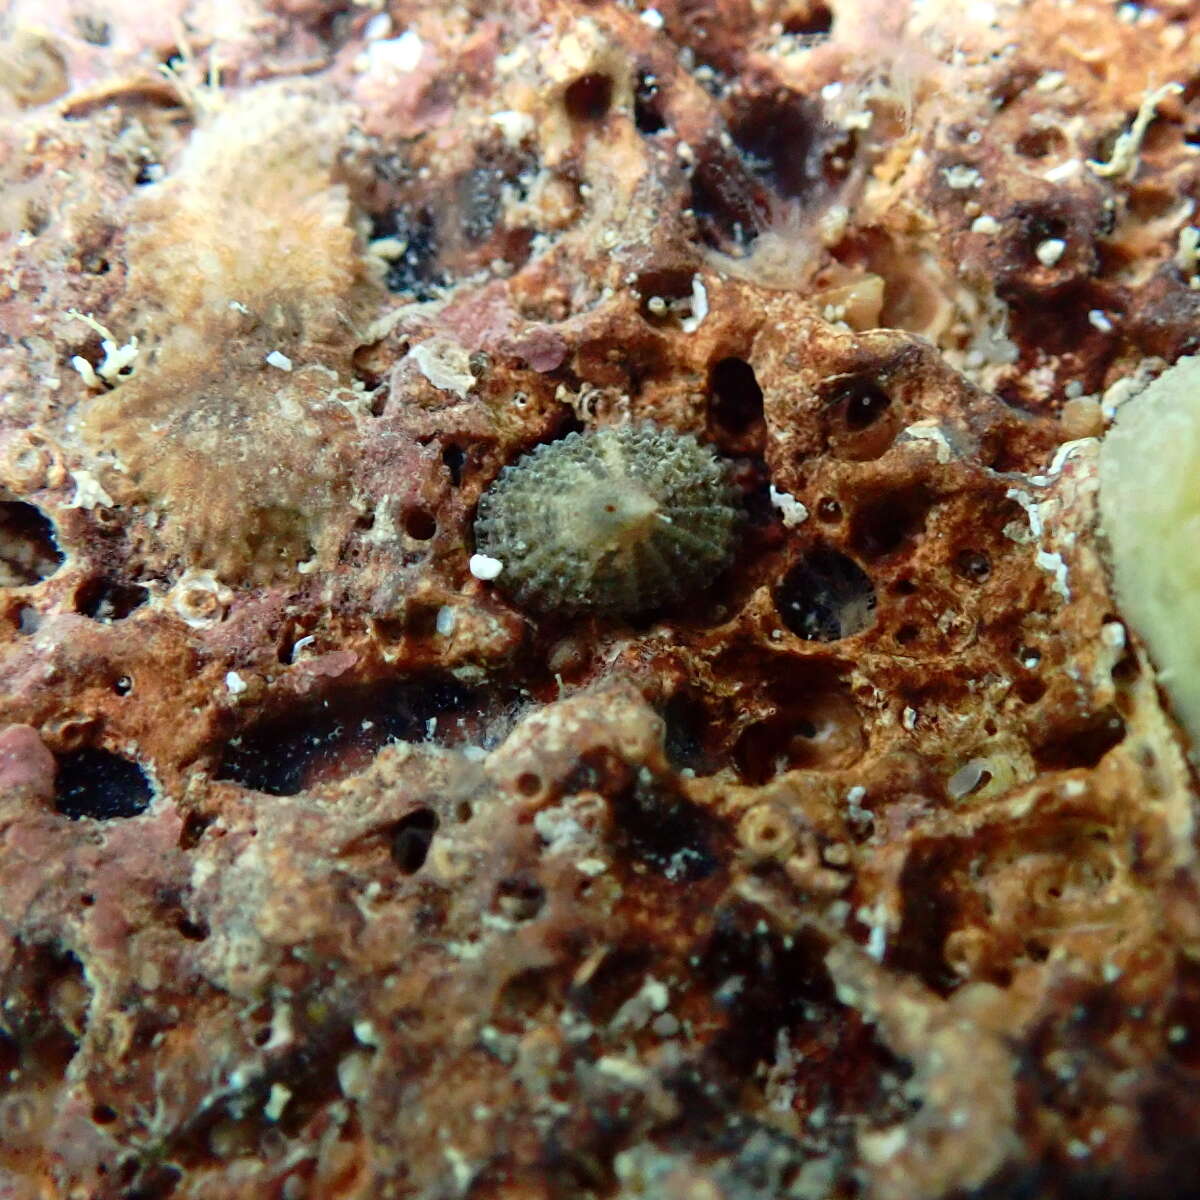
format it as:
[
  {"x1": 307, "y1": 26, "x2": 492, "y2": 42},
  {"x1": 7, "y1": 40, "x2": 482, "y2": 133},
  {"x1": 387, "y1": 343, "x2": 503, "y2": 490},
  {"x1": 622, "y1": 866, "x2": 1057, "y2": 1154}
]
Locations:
[{"x1": 473, "y1": 424, "x2": 739, "y2": 616}]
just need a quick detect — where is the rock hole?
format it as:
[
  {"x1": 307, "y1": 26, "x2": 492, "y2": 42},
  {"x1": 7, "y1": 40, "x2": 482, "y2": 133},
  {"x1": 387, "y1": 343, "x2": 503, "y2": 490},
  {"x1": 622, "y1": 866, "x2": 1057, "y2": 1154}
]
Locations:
[
  {"x1": 442, "y1": 445, "x2": 467, "y2": 486},
  {"x1": 494, "y1": 875, "x2": 546, "y2": 921},
  {"x1": 497, "y1": 965, "x2": 557, "y2": 1022},
  {"x1": 688, "y1": 144, "x2": 768, "y2": 254},
  {"x1": 729, "y1": 88, "x2": 830, "y2": 201},
  {"x1": 1017, "y1": 205, "x2": 1068, "y2": 248},
  {"x1": 850, "y1": 485, "x2": 933, "y2": 558},
  {"x1": 635, "y1": 267, "x2": 696, "y2": 324},
  {"x1": 634, "y1": 71, "x2": 666, "y2": 134},
  {"x1": 403, "y1": 508, "x2": 437, "y2": 541},
  {"x1": 0, "y1": 1033, "x2": 16, "y2": 1078},
  {"x1": 955, "y1": 549, "x2": 991, "y2": 582},
  {"x1": 841, "y1": 383, "x2": 890, "y2": 430},
  {"x1": 734, "y1": 668, "x2": 864, "y2": 782},
  {"x1": 176, "y1": 915, "x2": 208, "y2": 941},
  {"x1": 564, "y1": 73, "x2": 612, "y2": 122},
  {"x1": 708, "y1": 357, "x2": 764, "y2": 437},
  {"x1": 113, "y1": 676, "x2": 132, "y2": 696},
  {"x1": 372, "y1": 208, "x2": 445, "y2": 300},
  {"x1": 0, "y1": 502, "x2": 63, "y2": 586},
  {"x1": 1015, "y1": 127, "x2": 1067, "y2": 159},
  {"x1": 92, "y1": 1103, "x2": 117, "y2": 1125},
  {"x1": 816, "y1": 497, "x2": 842, "y2": 522},
  {"x1": 1025, "y1": 940, "x2": 1049, "y2": 963},
  {"x1": 179, "y1": 811, "x2": 212, "y2": 849},
  {"x1": 697, "y1": 910, "x2": 845, "y2": 1079},
  {"x1": 784, "y1": 2, "x2": 834, "y2": 34},
  {"x1": 124, "y1": 1163, "x2": 183, "y2": 1199},
  {"x1": 1165, "y1": 958, "x2": 1200, "y2": 1071},
  {"x1": 774, "y1": 547, "x2": 876, "y2": 640},
  {"x1": 821, "y1": 377, "x2": 897, "y2": 460},
  {"x1": 74, "y1": 576, "x2": 149, "y2": 621},
  {"x1": 660, "y1": 692, "x2": 711, "y2": 773},
  {"x1": 54, "y1": 748, "x2": 152, "y2": 820},
  {"x1": 1015, "y1": 644, "x2": 1041, "y2": 668},
  {"x1": 890, "y1": 840, "x2": 967, "y2": 993},
  {"x1": 568, "y1": 947, "x2": 654, "y2": 1022},
  {"x1": 390, "y1": 808, "x2": 438, "y2": 874},
  {"x1": 1002, "y1": 280, "x2": 1118, "y2": 362},
  {"x1": 215, "y1": 677, "x2": 478, "y2": 796},
  {"x1": 516, "y1": 772, "x2": 542, "y2": 797},
  {"x1": 1033, "y1": 708, "x2": 1126, "y2": 770},
  {"x1": 14, "y1": 603, "x2": 40, "y2": 633},
  {"x1": 609, "y1": 780, "x2": 723, "y2": 883}
]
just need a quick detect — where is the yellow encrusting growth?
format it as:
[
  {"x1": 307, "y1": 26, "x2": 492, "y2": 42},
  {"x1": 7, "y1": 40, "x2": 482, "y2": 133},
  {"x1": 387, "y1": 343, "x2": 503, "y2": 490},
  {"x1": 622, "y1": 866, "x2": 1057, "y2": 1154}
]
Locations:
[
  {"x1": 81, "y1": 84, "x2": 379, "y2": 583},
  {"x1": 1099, "y1": 356, "x2": 1200, "y2": 757}
]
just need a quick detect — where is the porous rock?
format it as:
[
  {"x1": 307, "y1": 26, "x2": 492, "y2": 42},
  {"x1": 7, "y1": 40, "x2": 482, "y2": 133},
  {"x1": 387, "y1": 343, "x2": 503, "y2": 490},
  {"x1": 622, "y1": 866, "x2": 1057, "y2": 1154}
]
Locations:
[{"x1": 1, "y1": 2, "x2": 1200, "y2": 1198}]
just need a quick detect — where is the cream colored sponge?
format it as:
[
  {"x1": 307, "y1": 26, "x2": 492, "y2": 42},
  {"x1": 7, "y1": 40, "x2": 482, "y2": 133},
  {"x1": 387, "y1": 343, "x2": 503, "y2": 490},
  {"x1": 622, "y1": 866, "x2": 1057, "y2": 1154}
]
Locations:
[{"x1": 1099, "y1": 356, "x2": 1200, "y2": 756}]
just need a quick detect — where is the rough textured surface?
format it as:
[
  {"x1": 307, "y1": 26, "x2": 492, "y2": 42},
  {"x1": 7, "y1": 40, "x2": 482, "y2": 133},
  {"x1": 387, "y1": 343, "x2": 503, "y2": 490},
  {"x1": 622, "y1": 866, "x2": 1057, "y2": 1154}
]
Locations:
[
  {"x1": 474, "y1": 424, "x2": 739, "y2": 615},
  {"x1": 2, "y1": 1, "x2": 1200, "y2": 1198}
]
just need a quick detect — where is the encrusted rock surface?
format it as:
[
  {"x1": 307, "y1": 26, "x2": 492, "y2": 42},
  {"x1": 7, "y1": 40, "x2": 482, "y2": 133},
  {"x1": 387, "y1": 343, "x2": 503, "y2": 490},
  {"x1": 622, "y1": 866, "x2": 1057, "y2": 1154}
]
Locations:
[{"x1": 2, "y1": 1, "x2": 1200, "y2": 1197}]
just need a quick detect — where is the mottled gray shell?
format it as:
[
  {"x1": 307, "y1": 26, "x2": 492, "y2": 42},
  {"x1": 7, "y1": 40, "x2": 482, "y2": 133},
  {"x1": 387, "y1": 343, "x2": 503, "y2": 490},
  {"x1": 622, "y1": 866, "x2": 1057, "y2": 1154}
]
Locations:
[{"x1": 473, "y1": 424, "x2": 740, "y2": 616}]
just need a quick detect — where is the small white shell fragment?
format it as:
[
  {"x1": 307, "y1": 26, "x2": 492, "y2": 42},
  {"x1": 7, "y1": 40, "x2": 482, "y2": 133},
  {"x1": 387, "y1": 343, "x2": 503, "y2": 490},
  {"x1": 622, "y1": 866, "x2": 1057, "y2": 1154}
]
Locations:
[
  {"x1": 1035, "y1": 548, "x2": 1070, "y2": 599},
  {"x1": 1043, "y1": 159, "x2": 1081, "y2": 183},
  {"x1": 640, "y1": 7, "x2": 664, "y2": 28},
  {"x1": 263, "y1": 1083, "x2": 291, "y2": 1122},
  {"x1": 409, "y1": 337, "x2": 475, "y2": 397},
  {"x1": 225, "y1": 671, "x2": 248, "y2": 695},
  {"x1": 1035, "y1": 238, "x2": 1066, "y2": 266},
  {"x1": 490, "y1": 110, "x2": 535, "y2": 145},
  {"x1": 469, "y1": 554, "x2": 505, "y2": 581},
  {"x1": 67, "y1": 469, "x2": 114, "y2": 510},
  {"x1": 368, "y1": 30, "x2": 424, "y2": 73},
  {"x1": 942, "y1": 164, "x2": 981, "y2": 189},
  {"x1": 364, "y1": 12, "x2": 392, "y2": 39},
  {"x1": 947, "y1": 758, "x2": 989, "y2": 799},
  {"x1": 435, "y1": 606, "x2": 457, "y2": 636},
  {"x1": 679, "y1": 276, "x2": 709, "y2": 334},
  {"x1": 265, "y1": 350, "x2": 293, "y2": 372},
  {"x1": 901, "y1": 421, "x2": 954, "y2": 463},
  {"x1": 768, "y1": 485, "x2": 809, "y2": 527}
]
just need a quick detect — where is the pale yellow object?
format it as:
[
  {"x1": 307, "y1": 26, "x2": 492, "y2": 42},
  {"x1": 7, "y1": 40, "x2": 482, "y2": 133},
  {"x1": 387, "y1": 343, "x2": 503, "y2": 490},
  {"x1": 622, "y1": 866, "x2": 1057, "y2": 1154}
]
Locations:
[{"x1": 1099, "y1": 356, "x2": 1200, "y2": 756}]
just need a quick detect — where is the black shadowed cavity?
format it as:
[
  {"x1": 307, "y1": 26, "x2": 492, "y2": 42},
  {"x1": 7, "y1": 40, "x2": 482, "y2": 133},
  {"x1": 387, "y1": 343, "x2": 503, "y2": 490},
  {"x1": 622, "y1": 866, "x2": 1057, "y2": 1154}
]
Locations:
[
  {"x1": 774, "y1": 547, "x2": 876, "y2": 641},
  {"x1": 215, "y1": 677, "x2": 482, "y2": 797},
  {"x1": 55, "y1": 748, "x2": 153, "y2": 819}
]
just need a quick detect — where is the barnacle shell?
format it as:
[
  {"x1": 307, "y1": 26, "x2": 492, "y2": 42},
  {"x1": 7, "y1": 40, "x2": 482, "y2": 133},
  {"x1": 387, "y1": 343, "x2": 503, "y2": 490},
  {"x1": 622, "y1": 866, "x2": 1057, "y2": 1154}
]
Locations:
[{"x1": 473, "y1": 424, "x2": 738, "y2": 616}]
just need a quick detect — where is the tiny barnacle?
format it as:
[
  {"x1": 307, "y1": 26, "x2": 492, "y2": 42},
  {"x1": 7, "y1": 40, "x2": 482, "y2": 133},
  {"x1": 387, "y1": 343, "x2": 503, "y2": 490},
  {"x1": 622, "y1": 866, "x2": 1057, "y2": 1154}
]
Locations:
[{"x1": 473, "y1": 423, "x2": 740, "y2": 616}]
